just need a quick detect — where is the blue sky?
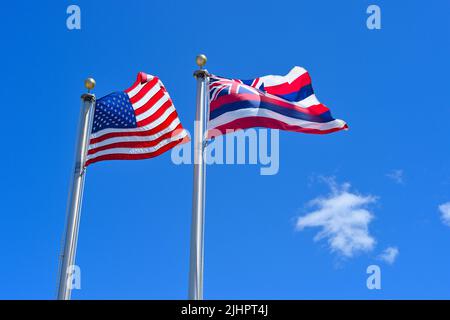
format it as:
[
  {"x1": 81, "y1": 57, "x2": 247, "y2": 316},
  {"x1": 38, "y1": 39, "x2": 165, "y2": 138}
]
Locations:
[{"x1": 0, "y1": 0, "x2": 449, "y2": 299}]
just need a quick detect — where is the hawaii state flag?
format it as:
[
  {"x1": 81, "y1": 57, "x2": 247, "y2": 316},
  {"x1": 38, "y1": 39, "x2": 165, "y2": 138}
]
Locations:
[{"x1": 207, "y1": 67, "x2": 348, "y2": 138}]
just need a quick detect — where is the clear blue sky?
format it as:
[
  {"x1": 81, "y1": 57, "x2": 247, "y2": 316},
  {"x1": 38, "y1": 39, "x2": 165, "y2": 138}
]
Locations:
[{"x1": 0, "y1": 0, "x2": 449, "y2": 299}]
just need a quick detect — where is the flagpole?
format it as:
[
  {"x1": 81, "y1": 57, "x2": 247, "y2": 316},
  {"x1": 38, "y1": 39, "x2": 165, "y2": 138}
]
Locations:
[
  {"x1": 189, "y1": 54, "x2": 209, "y2": 300},
  {"x1": 57, "y1": 78, "x2": 96, "y2": 300}
]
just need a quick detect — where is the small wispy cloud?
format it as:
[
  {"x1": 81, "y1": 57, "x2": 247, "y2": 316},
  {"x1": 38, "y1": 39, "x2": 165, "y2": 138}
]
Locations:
[
  {"x1": 386, "y1": 169, "x2": 404, "y2": 184},
  {"x1": 296, "y1": 178, "x2": 377, "y2": 258},
  {"x1": 438, "y1": 202, "x2": 450, "y2": 226},
  {"x1": 378, "y1": 246, "x2": 399, "y2": 264}
]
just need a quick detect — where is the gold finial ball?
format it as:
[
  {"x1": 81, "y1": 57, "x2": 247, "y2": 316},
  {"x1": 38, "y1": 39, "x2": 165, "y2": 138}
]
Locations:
[
  {"x1": 196, "y1": 54, "x2": 207, "y2": 68},
  {"x1": 84, "y1": 77, "x2": 96, "y2": 91}
]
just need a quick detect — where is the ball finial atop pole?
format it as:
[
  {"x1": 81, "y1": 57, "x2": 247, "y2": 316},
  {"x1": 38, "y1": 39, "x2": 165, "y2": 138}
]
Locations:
[
  {"x1": 84, "y1": 77, "x2": 96, "y2": 93},
  {"x1": 196, "y1": 54, "x2": 207, "y2": 69}
]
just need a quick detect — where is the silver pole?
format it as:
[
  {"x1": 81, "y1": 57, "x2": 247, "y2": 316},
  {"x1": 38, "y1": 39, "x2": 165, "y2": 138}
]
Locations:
[
  {"x1": 57, "y1": 78, "x2": 96, "y2": 300},
  {"x1": 188, "y1": 55, "x2": 209, "y2": 300}
]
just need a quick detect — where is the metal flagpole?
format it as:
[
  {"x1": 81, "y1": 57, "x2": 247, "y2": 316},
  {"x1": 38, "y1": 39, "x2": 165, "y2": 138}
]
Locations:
[
  {"x1": 188, "y1": 54, "x2": 209, "y2": 300},
  {"x1": 57, "y1": 78, "x2": 96, "y2": 300}
]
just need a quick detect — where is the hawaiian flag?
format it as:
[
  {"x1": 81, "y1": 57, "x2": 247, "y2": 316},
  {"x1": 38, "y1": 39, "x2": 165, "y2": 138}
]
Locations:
[
  {"x1": 86, "y1": 72, "x2": 189, "y2": 166},
  {"x1": 207, "y1": 67, "x2": 348, "y2": 138}
]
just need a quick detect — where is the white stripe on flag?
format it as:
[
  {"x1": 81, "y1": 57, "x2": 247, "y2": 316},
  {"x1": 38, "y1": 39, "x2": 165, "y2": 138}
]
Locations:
[
  {"x1": 127, "y1": 75, "x2": 155, "y2": 99},
  {"x1": 131, "y1": 82, "x2": 162, "y2": 110},
  {"x1": 89, "y1": 118, "x2": 181, "y2": 150},
  {"x1": 135, "y1": 93, "x2": 170, "y2": 122},
  {"x1": 90, "y1": 106, "x2": 177, "y2": 139},
  {"x1": 262, "y1": 91, "x2": 322, "y2": 109},
  {"x1": 259, "y1": 66, "x2": 307, "y2": 86},
  {"x1": 87, "y1": 130, "x2": 188, "y2": 160},
  {"x1": 208, "y1": 108, "x2": 347, "y2": 131},
  {"x1": 295, "y1": 94, "x2": 321, "y2": 108}
]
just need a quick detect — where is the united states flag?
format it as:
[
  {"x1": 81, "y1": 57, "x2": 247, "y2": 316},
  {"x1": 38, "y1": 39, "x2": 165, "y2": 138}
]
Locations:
[
  {"x1": 207, "y1": 67, "x2": 348, "y2": 138},
  {"x1": 86, "y1": 72, "x2": 189, "y2": 166}
]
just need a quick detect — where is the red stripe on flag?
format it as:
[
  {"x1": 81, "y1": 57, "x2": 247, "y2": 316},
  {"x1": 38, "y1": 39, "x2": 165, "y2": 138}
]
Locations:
[
  {"x1": 210, "y1": 93, "x2": 329, "y2": 115},
  {"x1": 124, "y1": 72, "x2": 144, "y2": 93},
  {"x1": 129, "y1": 77, "x2": 159, "y2": 104},
  {"x1": 136, "y1": 99, "x2": 173, "y2": 127},
  {"x1": 264, "y1": 72, "x2": 311, "y2": 96},
  {"x1": 90, "y1": 111, "x2": 180, "y2": 144},
  {"x1": 85, "y1": 136, "x2": 189, "y2": 166},
  {"x1": 88, "y1": 124, "x2": 184, "y2": 155},
  {"x1": 208, "y1": 117, "x2": 348, "y2": 139},
  {"x1": 133, "y1": 88, "x2": 166, "y2": 116}
]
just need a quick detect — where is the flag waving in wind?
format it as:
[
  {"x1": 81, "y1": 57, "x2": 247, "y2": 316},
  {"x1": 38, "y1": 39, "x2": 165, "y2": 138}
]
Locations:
[
  {"x1": 86, "y1": 72, "x2": 189, "y2": 166},
  {"x1": 207, "y1": 66, "x2": 348, "y2": 138}
]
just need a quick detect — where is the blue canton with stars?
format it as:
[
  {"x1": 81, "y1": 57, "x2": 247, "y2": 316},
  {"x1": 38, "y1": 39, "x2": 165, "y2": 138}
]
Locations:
[{"x1": 92, "y1": 92, "x2": 137, "y2": 133}]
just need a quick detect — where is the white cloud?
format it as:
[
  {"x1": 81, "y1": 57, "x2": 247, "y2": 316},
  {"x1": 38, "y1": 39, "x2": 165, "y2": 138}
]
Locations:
[
  {"x1": 296, "y1": 179, "x2": 377, "y2": 258},
  {"x1": 386, "y1": 169, "x2": 404, "y2": 184},
  {"x1": 378, "y1": 246, "x2": 399, "y2": 264},
  {"x1": 438, "y1": 202, "x2": 450, "y2": 226}
]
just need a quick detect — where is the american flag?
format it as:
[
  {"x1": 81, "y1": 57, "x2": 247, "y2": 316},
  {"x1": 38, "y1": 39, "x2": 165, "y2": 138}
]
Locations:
[
  {"x1": 86, "y1": 72, "x2": 189, "y2": 166},
  {"x1": 207, "y1": 67, "x2": 348, "y2": 138}
]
